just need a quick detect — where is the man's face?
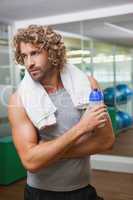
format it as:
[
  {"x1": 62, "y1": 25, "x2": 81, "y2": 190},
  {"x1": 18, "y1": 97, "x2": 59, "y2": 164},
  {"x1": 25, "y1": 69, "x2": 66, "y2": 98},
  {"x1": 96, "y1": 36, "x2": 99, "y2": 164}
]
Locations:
[{"x1": 20, "y1": 42, "x2": 51, "y2": 82}]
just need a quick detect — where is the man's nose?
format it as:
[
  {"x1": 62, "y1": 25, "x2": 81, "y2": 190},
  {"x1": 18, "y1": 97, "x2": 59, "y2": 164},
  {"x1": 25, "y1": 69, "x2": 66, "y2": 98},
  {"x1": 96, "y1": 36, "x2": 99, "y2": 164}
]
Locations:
[{"x1": 27, "y1": 56, "x2": 35, "y2": 69}]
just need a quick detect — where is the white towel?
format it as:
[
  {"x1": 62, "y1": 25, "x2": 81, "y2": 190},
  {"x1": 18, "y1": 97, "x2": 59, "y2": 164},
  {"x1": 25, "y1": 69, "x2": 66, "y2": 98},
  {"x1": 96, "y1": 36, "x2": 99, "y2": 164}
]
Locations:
[{"x1": 18, "y1": 63, "x2": 91, "y2": 130}]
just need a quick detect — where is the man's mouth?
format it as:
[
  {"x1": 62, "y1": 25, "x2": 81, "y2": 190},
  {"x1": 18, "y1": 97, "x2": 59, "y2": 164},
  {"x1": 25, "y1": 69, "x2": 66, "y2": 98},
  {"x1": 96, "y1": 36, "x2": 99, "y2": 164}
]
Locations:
[
  {"x1": 30, "y1": 68, "x2": 40, "y2": 73},
  {"x1": 30, "y1": 69, "x2": 40, "y2": 76},
  {"x1": 30, "y1": 68, "x2": 40, "y2": 72}
]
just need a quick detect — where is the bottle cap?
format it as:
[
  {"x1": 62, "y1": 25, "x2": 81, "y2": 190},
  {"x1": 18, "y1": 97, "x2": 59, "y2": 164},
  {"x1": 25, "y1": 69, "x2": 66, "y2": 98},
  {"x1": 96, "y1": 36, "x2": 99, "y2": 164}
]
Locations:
[{"x1": 89, "y1": 88, "x2": 104, "y2": 101}]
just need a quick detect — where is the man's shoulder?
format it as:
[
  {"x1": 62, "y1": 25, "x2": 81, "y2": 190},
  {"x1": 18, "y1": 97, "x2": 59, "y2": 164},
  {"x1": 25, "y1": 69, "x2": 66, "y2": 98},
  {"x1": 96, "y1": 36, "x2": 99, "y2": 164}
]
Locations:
[
  {"x1": 8, "y1": 91, "x2": 22, "y2": 107},
  {"x1": 8, "y1": 91, "x2": 29, "y2": 125}
]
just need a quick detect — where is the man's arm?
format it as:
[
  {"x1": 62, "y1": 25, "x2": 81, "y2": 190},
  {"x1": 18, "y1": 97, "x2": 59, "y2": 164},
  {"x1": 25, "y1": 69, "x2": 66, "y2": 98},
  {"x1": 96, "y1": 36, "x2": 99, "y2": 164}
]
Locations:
[
  {"x1": 62, "y1": 113, "x2": 115, "y2": 159},
  {"x1": 62, "y1": 76, "x2": 115, "y2": 158},
  {"x1": 8, "y1": 92, "x2": 106, "y2": 173}
]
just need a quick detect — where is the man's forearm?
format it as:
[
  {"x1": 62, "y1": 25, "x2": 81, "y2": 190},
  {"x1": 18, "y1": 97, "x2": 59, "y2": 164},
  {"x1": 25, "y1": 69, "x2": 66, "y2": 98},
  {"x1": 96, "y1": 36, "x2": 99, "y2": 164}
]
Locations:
[
  {"x1": 62, "y1": 115, "x2": 115, "y2": 159},
  {"x1": 62, "y1": 132, "x2": 109, "y2": 159}
]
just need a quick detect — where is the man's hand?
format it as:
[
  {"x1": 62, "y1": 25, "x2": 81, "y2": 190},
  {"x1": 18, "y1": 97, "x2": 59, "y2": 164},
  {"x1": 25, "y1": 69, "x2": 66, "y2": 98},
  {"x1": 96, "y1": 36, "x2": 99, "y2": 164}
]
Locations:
[{"x1": 78, "y1": 103, "x2": 108, "y2": 134}]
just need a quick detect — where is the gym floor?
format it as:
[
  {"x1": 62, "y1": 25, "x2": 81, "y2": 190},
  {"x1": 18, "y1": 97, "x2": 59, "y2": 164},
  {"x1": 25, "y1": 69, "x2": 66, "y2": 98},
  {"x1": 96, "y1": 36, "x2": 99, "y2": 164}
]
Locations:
[{"x1": 0, "y1": 170, "x2": 133, "y2": 200}]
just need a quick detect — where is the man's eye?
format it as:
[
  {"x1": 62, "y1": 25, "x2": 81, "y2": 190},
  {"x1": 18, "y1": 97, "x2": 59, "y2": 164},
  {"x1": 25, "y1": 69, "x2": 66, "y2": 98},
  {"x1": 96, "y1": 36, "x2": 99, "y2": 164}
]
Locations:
[{"x1": 32, "y1": 51, "x2": 39, "y2": 56}]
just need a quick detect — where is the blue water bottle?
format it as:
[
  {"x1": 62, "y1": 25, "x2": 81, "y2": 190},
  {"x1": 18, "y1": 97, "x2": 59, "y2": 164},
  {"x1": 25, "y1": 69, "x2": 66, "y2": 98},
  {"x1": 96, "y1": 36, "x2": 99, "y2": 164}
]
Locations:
[
  {"x1": 89, "y1": 88, "x2": 104, "y2": 107},
  {"x1": 89, "y1": 88, "x2": 105, "y2": 127}
]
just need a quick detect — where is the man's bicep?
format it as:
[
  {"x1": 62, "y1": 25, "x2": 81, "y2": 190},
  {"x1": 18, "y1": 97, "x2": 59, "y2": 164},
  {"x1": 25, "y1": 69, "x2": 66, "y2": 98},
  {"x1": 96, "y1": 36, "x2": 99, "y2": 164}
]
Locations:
[{"x1": 8, "y1": 93, "x2": 38, "y2": 163}]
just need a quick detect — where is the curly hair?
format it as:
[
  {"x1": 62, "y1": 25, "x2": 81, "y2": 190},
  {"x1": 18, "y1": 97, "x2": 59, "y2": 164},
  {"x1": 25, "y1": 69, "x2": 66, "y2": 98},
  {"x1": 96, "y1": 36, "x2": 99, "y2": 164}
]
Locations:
[{"x1": 13, "y1": 25, "x2": 67, "y2": 71}]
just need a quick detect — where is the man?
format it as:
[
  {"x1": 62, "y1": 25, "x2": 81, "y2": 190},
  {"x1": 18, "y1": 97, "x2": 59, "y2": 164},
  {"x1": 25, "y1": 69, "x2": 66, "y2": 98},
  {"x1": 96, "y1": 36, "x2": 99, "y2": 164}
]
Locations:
[{"x1": 8, "y1": 25, "x2": 115, "y2": 200}]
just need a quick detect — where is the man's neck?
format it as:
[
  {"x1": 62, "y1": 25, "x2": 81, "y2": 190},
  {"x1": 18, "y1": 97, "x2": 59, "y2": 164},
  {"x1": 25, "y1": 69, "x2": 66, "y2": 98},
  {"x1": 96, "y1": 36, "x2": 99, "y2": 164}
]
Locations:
[{"x1": 40, "y1": 69, "x2": 63, "y2": 93}]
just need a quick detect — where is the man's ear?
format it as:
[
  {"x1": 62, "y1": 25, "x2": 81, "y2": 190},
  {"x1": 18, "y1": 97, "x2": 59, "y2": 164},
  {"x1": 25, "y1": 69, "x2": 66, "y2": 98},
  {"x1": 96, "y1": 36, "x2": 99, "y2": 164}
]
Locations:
[{"x1": 88, "y1": 76, "x2": 101, "y2": 90}]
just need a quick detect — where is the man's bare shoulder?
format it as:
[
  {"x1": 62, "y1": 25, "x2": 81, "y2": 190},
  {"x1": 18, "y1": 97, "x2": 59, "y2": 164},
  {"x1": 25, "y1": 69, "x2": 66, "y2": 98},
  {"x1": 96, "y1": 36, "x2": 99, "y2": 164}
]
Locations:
[
  {"x1": 8, "y1": 90, "x2": 28, "y2": 127},
  {"x1": 8, "y1": 91, "x2": 22, "y2": 107}
]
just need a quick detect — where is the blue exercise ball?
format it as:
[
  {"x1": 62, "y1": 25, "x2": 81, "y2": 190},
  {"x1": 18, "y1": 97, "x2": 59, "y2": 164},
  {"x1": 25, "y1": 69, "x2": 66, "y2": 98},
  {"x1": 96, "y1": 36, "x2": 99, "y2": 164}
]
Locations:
[
  {"x1": 121, "y1": 112, "x2": 133, "y2": 128},
  {"x1": 104, "y1": 87, "x2": 115, "y2": 106},
  {"x1": 104, "y1": 84, "x2": 133, "y2": 106},
  {"x1": 116, "y1": 111, "x2": 124, "y2": 130},
  {"x1": 116, "y1": 84, "x2": 133, "y2": 104},
  {"x1": 116, "y1": 111, "x2": 133, "y2": 130}
]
